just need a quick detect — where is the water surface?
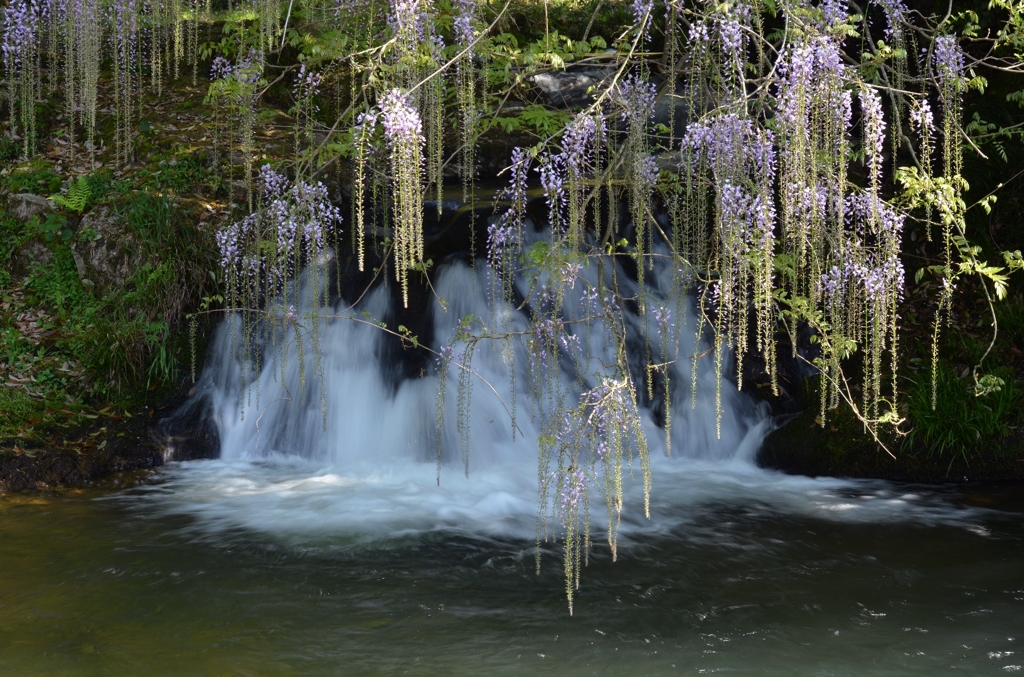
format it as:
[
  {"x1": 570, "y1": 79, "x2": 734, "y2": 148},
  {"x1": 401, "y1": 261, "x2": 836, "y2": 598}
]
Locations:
[{"x1": 1, "y1": 461, "x2": 1021, "y2": 676}]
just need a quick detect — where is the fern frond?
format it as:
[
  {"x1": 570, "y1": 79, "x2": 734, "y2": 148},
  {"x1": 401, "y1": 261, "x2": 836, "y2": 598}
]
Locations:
[{"x1": 49, "y1": 176, "x2": 92, "y2": 214}]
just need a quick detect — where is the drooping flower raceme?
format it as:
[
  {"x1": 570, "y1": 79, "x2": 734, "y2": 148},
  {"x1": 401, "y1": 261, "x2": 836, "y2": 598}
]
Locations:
[
  {"x1": 560, "y1": 112, "x2": 604, "y2": 249},
  {"x1": 389, "y1": 0, "x2": 426, "y2": 59},
  {"x1": 538, "y1": 151, "x2": 567, "y2": 233},
  {"x1": 379, "y1": 89, "x2": 426, "y2": 308},
  {"x1": 631, "y1": 0, "x2": 653, "y2": 43},
  {"x1": 681, "y1": 112, "x2": 777, "y2": 391},
  {"x1": 543, "y1": 377, "x2": 650, "y2": 615},
  {"x1": 713, "y1": 0, "x2": 750, "y2": 77},
  {"x1": 293, "y1": 64, "x2": 322, "y2": 171},
  {"x1": 860, "y1": 86, "x2": 885, "y2": 192},
  {"x1": 109, "y1": 0, "x2": 139, "y2": 166},
  {"x1": 453, "y1": 0, "x2": 477, "y2": 202},
  {"x1": 933, "y1": 35, "x2": 965, "y2": 90},
  {"x1": 453, "y1": 0, "x2": 474, "y2": 46},
  {"x1": 489, "y1": 147, "x2": 531, "y2": 303},
  {"x1": 2, "y1": 0, "x2": 41, "y2": 156},
  {"x1": 617, "y1": 75, "x2": 657, "y2": 289}
]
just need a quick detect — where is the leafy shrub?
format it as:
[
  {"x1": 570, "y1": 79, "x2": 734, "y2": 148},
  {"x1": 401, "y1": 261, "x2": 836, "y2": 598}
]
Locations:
[
  {"x1": 4, "y1": 162, "x2": 61, "y2": 194},
  {"x1": 905, "y1": 363, "x2": 1021, "y2": 469},
  {"x1": 153, "y1": 155, "x2": 216, "y2": 195}
]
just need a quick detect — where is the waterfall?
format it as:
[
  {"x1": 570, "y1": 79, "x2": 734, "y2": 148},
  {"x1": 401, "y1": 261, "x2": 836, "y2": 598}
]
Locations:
[{"x1": 172, "y1": 227, "x2": 773, "y2": 541}]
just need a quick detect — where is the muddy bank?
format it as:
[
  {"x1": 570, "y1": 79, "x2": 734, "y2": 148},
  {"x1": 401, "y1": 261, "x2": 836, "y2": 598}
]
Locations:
[{"x1": 0, "y1": 387, "x2": 217, "y2": 492}]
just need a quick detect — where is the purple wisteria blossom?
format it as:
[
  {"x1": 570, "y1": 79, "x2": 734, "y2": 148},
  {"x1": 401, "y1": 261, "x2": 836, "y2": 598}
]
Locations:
[
  {"x1": 861, "y1": 88, "x2": 884, "y2": 162},
  {"x1": 688, "y1": 18, "x2": 710, "y2": 47},
  {"x1": 487, "y1": 218, "x2": 515, "y2": 272},
  {"x1": 495, "y1": 146, "x2": 531, "y2": 253},
  {"x1": 379, "y1": 88, "x2": 424, "y2": 155},
  {"x1": 873, "y1": 0, "x2": 907, "y2": 42},
  {"x1": 294, "y1": 64, "x2": 323, "y2": 100},
  {"x1": 817, "y1": 0, "x2": 847, "y2": 27},
  {"x1": 718, "y1": 181, "x2": 775, "y2": 261},
  {"x1": 910, "y1": 99, "x2": 933, "y2": 135},
  {"x1": 488, "y1": 151, "x2": 526, "y2": 291},
  {"x1": 860, "y1": 87, "x2": 885, "y2": 187},
  {"x1": 561, "y1": 114, "x2": 598, "y2": 175},
  {"x1": 378, "y1": 88, "x2": 426, "y2": 305},
  {"x1": 453, "y1": 0, "x2": 475, "y2": 46},
  {"x1": 827, "y1": 193, "x2": 905, "y2": 302},
  {"x1": 714, "y1": 0, "x2": 750, "y2": 67},
  {"x1": 211, "y1": 56, "x2": 233, "y2": 80},
  {"x1": 2, "y1": 0, "x2": 40, "y2": 73},
  {"x1": 559, "y1": 468, "x2": 586, "y2": 511},
  {"x1": 2, "y1": 0, "x2": 42, "y2": 154},
  {"x1": 389, "y1": 0, "x2": 426, "y2": 50},
  {"x1": 632, "y1": 0, "x2": 653, "y2": 42},
  {"x1": 932, "y1": 35, "x2": 964, "y2": 89},
  {"x1": 651, "y1": 305, "x2": 674, "y2": 333},
  {"x1": 639, "y1": 153, "x2": 659, "y2": 188},
  {"x1": 617, "y1": 74, "x2": 657, "y2": 123},
  {"x1": 217, "y1": 166, "x2": 343, "y2": 308},
  {"x1": 538, "y1": 151, "x2": 567, "y2": 230},
  {"x1": 777, "y1": 38, "x2": 849, "y2": 130},
  {"x1": 681, "y1": 113, "x2": 776, "y2": 180}
]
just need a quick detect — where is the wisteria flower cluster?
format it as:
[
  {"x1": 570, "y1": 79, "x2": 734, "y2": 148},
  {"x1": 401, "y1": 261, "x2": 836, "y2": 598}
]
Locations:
[
  {"x1": 378, "y1": 88, "x2": 426, "y2": 307},
  {"x1": 932, "y1": 35, "x2": 965, "y2": 91},
  {"x1": 217, "y1": 165, "x2": 343, "y2": 315},
  {"x1": 453, "y1": 0, "x2": 475, "y2": 46},
  {"x1": 713, "y1": 0, "x2": 751, "y2": 71},
  {"x1": 109, "y1": 0, "x2": 139, "y2": 164},
  {"x1": 544, "y1": 377, "x2": 649, "y2": 613},
  {"x1": 388, "y1": 0, "x2": 426, "y2": 56},
  {"x1": 538, "y1": 151, "x2": 567, "y2": 232},
  {"x1": 616, "y1": 74, "x2": 657, "y2": 124},
  {"x1": 2, "y1": 0, "x2": 40, "y2": 72},
  {"x1": 2, "y1": 0, "x2": 41, "y2": 155},
  {"x1": 681, "y1": 113, "x2": 776, "y2": 179},
  {"x1": 910, "y1": 99, "x2": 934, "y2": 137},
  {"x1": 777, "y1": 37, "x2": 850, "y2": 132},
  {"x1": 294, "y1": 64, "x2": 323, "y2": 101},
  {"x1": 631, "y1": 0, "x2": 653, "y2": 43},
  {"x1": 860, "y1": 87, "x2": 885, "y2": 189},
  {"x1": 873, "y1": 0, "x2": 908, "y2": 43}
]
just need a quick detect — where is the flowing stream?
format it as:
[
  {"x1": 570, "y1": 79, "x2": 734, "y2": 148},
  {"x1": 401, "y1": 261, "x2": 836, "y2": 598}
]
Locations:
[{"x1": 1, "y1": 253, "x2": 1022, "y2": 675}]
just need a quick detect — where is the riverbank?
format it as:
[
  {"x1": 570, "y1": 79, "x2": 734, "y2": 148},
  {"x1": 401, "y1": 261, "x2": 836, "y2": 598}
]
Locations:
[
  {"x1": 0, "y1": 399, "x2": 164, "y2": 492},
  {"x1": 757, "y1": 405, "x2": 1024, "y2": 483}
]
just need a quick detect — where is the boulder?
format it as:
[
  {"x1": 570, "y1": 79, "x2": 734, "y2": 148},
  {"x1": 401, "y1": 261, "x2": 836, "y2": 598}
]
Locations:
[
  {"x1": 71, "y1": 206, "x2": 144, "y2": 296},
  {"x1": 9, "y1": 237, "x2": 52, "y2": 279},
  {"x1": 532, "y1": 68, "x2": 614, "y2": 108},
  {"x1": 8, "y1": 193, "x2": 52, "y2": 222}
]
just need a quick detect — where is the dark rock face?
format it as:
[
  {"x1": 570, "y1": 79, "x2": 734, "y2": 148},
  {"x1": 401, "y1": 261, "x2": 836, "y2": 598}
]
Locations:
[
  {"x1": 151, "y1": 391, "x2": 222, "y2": 462},
  {"x1": 755, "y1": 378, "x2": 1024, "y2": 482}
]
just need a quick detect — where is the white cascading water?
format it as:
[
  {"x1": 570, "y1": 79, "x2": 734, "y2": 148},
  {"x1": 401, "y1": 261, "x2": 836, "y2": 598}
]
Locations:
[{"x1": 153, "y1": 228, "x2": 981, "y2": 545}]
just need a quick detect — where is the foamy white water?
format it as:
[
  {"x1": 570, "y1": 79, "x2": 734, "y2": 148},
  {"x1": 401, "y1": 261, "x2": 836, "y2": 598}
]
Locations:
[{"x1": 148, "y1": 250, "x2": 995, "y2": 543}]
